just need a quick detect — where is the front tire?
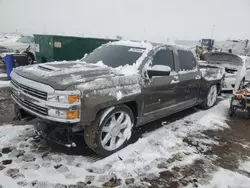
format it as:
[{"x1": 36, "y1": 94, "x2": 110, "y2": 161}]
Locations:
[
  {"x1": 84, "y1": 105, "x2": 134, "y2": 157},
  {"x1": 200, "y1": 85, "x2": 218, "y2": 109},
  {"x1": 26, "y1": 52, "x2": 35, "y2": 65}
]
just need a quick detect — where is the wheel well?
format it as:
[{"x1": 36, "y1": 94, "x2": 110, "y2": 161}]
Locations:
[
  {"x1": 216, "y1": 83, "x2": 221, "y2": 94},
  {"x1": 27, "y1": 52, "x2": 35, "y2": 60},
  {"x1": 124, "y1": 101, "x2": 138, "y2": 123}
]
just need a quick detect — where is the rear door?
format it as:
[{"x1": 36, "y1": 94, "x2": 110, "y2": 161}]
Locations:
[
  {"x1": 142, "y1": 48, "x2": 179, "y2": 120},
  {"x1": 177, "y1": 50, "x2": 201, "y2": 107}
]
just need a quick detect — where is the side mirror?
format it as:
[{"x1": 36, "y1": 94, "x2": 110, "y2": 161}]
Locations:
[{"x1": 147, "y1": 65, "x2": 171, "y2": 78}]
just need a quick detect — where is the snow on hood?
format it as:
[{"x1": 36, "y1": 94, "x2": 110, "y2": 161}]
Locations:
[
  {"x1": 13, "y1": 59, "x2": 143, "y2": 91},
  {"x1": 0, "y1": 34, "x2": 21, "y2": 43},
  {"x1": 0, "y1": 42, "x2": 29, "y2": 50}
]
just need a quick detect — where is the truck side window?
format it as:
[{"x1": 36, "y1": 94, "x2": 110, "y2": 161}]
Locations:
[
  {"x1": 178, "y1": 50, "x2": 196, "y2": 71},
  {"x1": 152, "y1": 49, "x2": 175, "y2": 71}
]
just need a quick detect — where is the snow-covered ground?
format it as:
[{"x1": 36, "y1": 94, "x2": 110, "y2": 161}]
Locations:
[
  {"x1": 1, "y1": 96, "x2": 244, "y2": 188},
  {"x1": 198, "y1": 168, "x2": 250, "y2": 188},
  {"x1": 0, "y1": 73, "x2": 10, "y2": 88}
]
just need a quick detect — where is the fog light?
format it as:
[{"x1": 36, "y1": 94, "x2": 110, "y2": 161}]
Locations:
[
  {"x1": 67, "y1": 110, "x2": 79, "y2": 119},
  {"x1": 68, "y1": 95, "x2": 79, "y2": 103}
]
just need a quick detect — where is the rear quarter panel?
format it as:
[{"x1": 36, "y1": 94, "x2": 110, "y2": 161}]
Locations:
[{"x1": 197, "y1": 63, "x2": 225, "y2": 104}]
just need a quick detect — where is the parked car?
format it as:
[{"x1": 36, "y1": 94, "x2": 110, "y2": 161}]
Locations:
[
  {"x1": 0, "y1": 36, "x2": 36, "y2": 64},
  {"x1": 233, "y1": 55, "x2": 250, "y2": 92},
  {"x1": 199, "y1": 52, "x2": 250, "y2": 91},
  {"x1": 10, "y1": 41, "x2": 223, "y2": 156}
]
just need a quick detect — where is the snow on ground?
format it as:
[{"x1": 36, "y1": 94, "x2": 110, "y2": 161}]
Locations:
[
  {"x1": 239, "y1": 158, "x2": 250, "y2": 173},
  {"x1": 0, "y1": 98, "x2": 230, "y2": 187},
  {"x1": 197, "y1": 168, "x2": 250, "y2": 188},
  {"x1": 0, "y1": 73, "x2": 7, "y2": 78},
  {"x1": 0, "y1": 81, "x2": 10, "y2": 88}
]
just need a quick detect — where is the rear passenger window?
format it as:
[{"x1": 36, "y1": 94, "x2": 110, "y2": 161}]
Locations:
[
  {"x1": 152, "y1": 49, "x2": 175, "y2": 71},
  {"x1": 178, "y1": 50, "x2": 196, "y2": 71}
]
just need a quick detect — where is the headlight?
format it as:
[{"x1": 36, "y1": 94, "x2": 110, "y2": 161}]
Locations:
[
  {"x1": 47, "y1": 90, "x2": 81, "y2": 120},
  {"x1": 48, "y1": 91, "x2": 81, "y2": 104}
]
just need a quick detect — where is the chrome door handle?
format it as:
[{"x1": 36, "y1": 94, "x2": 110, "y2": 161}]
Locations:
[{"x1": 195, "y1": 75, "x2": 201, "y2": 80}]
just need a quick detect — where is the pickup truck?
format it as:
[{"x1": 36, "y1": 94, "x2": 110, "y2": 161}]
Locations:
[{"x1": 10, "y1": 41, "x2": 223, "y2": 156}]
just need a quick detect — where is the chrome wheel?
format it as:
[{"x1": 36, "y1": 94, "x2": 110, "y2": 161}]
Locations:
[
  {"x1": 207, "y1": 85, "x2": 217, "y2": 107},
  {"x1": 100, "y1": 111, "x2": 133, "y2": 151}
]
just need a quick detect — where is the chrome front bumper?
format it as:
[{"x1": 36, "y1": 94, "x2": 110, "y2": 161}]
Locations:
[{"x1": 10, "y1": 71, "x2": 80, "y2": 123}]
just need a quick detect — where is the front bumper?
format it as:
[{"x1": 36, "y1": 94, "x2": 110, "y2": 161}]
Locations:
[
  {"x1": 11, "y1": 71, "x2": 81, "y2": 123},
  {"x1": 222, "y1": 77, "x2": 236, "y2": 91}
]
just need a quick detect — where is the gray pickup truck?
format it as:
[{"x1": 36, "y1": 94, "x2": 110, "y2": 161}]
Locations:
[{"x1": 10, "y1": 41, "x2": 224, "y2": 156}]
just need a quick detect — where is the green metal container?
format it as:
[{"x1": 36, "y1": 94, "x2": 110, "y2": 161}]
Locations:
[{"x1": 34, "y1": 34, "x2": 116, "y2": 63}]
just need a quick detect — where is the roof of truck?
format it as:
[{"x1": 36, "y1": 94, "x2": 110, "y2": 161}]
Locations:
[{"x1": 111, "y1": 40, "x2": 190, "y2": 51}]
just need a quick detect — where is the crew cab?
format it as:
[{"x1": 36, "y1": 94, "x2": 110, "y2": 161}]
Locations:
[{"x1": 10, "y1": 41, "x2": 223, "y2": 156}]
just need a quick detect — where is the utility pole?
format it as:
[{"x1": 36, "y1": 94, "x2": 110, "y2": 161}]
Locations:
[{"x1": 211, "y1": 25, "x2": 215, "y2": 39}]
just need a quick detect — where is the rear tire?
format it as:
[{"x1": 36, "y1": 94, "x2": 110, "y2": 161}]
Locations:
[
  {"x1": 200, "y1": 85, "x2": 218, "y2": 109},
  {"x1": 84, "y1": 105, "x2": 135, "y2": 157}
]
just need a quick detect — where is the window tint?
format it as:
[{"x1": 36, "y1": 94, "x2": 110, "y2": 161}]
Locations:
[
  {"x1": 152, "y1": 49, "x2": 175, "y2": 71},
  {"x1": 178, "y1": 50, "x2": 196, "y2": 71}
]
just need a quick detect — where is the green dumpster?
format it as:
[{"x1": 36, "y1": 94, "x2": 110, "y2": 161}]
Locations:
[{"x1": 34, "y1": 34, "x2": 116, "y2": 63}]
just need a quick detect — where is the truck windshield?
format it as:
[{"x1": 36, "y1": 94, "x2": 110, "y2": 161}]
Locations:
[
  {"x1": 201, "y1": 39, "x2": 210, "y2": 46},
  {"x1": 82, "y1": 45, "x2": 145, "y2": 68}
]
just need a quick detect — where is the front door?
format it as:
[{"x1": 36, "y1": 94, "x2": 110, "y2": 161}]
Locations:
[{"x1": 141, "y1": 48, "x2": 179, "y2": 122}]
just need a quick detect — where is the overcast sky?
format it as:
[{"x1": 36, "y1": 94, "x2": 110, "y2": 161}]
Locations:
[{"x1": 0, "y1": 0, "x2": 249, "y2": 42}]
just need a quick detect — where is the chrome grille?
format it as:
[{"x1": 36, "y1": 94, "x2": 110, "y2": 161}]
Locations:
[
  {"x1": 11, "y1": 79, "x2": 47, "y2": 100},
  {"x1": 12, "y1": 92, "x2": 48, "y2": 116}
]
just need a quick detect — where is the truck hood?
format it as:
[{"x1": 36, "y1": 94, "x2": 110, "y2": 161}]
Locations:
[
  {"x1": 13, "y1": 61, "x2": 140, "y2": 90},
  {"x1": 0, "y1": 42, "x2": 29, "y2": 51}
]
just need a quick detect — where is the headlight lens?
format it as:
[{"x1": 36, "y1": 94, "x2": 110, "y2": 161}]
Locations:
[{"x1": 48, "y1": 92, "x2": 80, "y2": 104}]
